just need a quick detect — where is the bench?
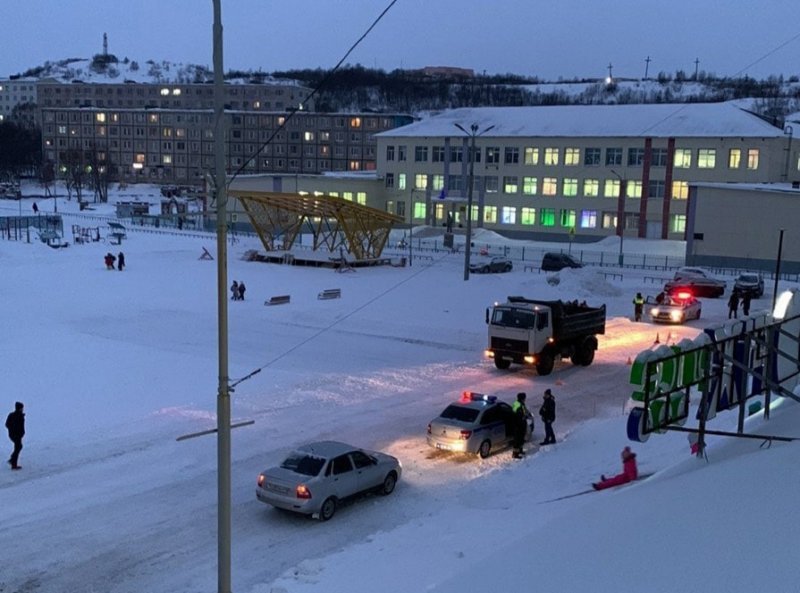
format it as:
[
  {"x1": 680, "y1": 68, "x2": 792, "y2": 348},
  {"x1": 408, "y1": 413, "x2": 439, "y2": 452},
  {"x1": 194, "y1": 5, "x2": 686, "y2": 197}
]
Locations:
[
  {"x1": 265, "y1": 295, "x2": 291, "y2": 306},
  {"x1": 318, "y1": 288, "x2": 342, "y2": 300}
]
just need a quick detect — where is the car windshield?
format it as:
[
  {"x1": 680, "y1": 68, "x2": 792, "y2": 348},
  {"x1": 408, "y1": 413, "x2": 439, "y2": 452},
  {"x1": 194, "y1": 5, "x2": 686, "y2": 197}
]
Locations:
[
  {"x1": 280, "y1": 453, "x2": 326, "y2": 476},
  {"x1": 491, "y1": 307, "x2": 536, "y2": 329},
  {"x1": 739, "y1": 274, "x2": 758, "y2": 283},
  {"x1": 439, "y1": 405, "x2": 480, "y2": 423}
]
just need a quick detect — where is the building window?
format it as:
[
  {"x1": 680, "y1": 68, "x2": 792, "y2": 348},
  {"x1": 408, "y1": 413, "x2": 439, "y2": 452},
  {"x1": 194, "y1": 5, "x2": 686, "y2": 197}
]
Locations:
[
  {"x1": 398, "y1": 173, "x2": 406, "y2": 190},
  {"x1": 651, "y1": 148, "x2": 668, "y2": 166},
  {"x1": 385, "y1": 173, "x2": 394, "y2": 188},
  {"x1": 520, "y1": 207, "x2": 536, "y2": 225},
  {"x1": 544, "y1": 148, "x2": 559, "y2": 166},
  {"x1": 522, "y1": 176, "x2": 537, "y2": 195},
  {"x1": 584, "y1": 148, "x2": 601, "y2": 166},
  {"x1": 449, "y1": 146, "x2": 463, "y2": 162},
  {"x1": 350, "y1": 117, "x2": 361, "y2": 128},
  {"x1": 729, "y1": 148, "x2": 741, "y2": 168},
  {"x1": 386, "y1": 145, "x2": 395, "y2": 161},
  {"x1": 560, "y1": 209, "x2": 576, "y2": 228},
  {"x1": 413, "y1": 201, "x2": 426, "y2": 219},
  {"x1": 580, "y1": 210, "x2": 598, "y2": 229},
  {"x1": 564, "y1": 148, "x2": 580, "y2": 166},
  {"x1": 486, "y1": 146, "x2": 500, "y2": 164},
  {"x1": 674, "y1": 148, "x2": 692, "y2": 168},
  {"x1": 414, "y1": 146, "x2": 428, "y2": 162},
  {"x1": 356, "y1": 192, "x2": 367, "y2": 205},
  {"x1": 95, "y1": 113, "x2": 106, "y2": 123},
  {"x1": 605, "y1": 148, "x2": 622, "y2": 166},
  {"x1": 671, "y1": 214, "x2": 686, "y2": 233},
  {"x1": 414, "y1": 173, "x2": 428, "y2": 189},
  {"x1": 504, "y1": 147, "x2": 519, "y2": 164},
  {"x1": 398, "y1": 145, "x2": 407, "y2": 161},
  {"x1": 672, "y1": 180, "x2": 689, "y2": 199},
  {"x1": 483, "y1": 206, "x2": 498, "y2": 224},
  {"x1": 501, "y1": 206, "x2": 517, "y2": 224},
  {"x1": 503, "y1": 176, "x2": 519, "y2": 193},
  {"x1": 563, "y1": 178, "x2": 578, "y2": 197},
  {"x1": 602, "y1": 212, "x2": 617, "y2": 229},
  {"x1": 698, "y1": 149, "x2": 716, "y2": 168},
  {"x1": 583, "y1": 179, "x2": 599, "y2": 197},
  {"x1": 747, "y1": 148, "x2": 759, "y2": 170},
  {"x1": 542, "y1": 177, "x2": 558, "y2": 196},
  {"x1": 432, "y1": 174, "x2": 444, "y2": 191},
  {"x1": 524, "y1": 147, "x2": 539, "y2": 165},
  {"x1": 627, "y1": 148, "x2": 644, "y2": 166},
  {"x1": 626, "y1": 180, "x2": 643, "y2": 198},
  {"x1": 485, "y1": 176, "x2": 499, "y2": 193},
  {"x1": 432, "y1": 146, "x2": 445, "y2": 162},
  {"x1": 604, "y1": 179, "x2": 620, "y2": 197},
  {"x1": 648, "y1": 180, "x2": 665, "y2": 198},
  {"x1": 540, "y1": 208, "x2": 556, "y2": 226}
]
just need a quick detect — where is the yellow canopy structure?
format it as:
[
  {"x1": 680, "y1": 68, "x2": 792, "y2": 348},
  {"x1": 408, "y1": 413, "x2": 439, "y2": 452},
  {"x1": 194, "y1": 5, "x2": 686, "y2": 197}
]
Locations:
[{"x1": 230, "y1": 191, "x2": 403, "y2": 260}]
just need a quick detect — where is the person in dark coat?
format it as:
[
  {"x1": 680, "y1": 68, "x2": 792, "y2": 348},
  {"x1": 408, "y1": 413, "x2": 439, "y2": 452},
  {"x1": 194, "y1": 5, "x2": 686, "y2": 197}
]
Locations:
[
  {"x1": 511, "y1": 392, "x2": 531, "y2": 459},
  {"x1": 539, "y1": 389, "x2": 557, "y2": 445},
  {"x1": 230, "y1": 280, "x2": 239, "y2": 301},
  {"x1": 32, "y1": 202, "x2": 38, "y2": 214},
  {"x1": 237, "y1": 281, "x2": 246, "y2": 301},
  {"x1": 6, "y1": 401, "x2": 25, "y2": 470},
  {"x1": 593, "y1": 446, "x2": 638, "y2": 490},
  {"x1": 741, "y1": 291, "x2": 752, "y2": 316},
  {"x1": 104, "y1": 253, "x2": 116, "y2": 270},
  {"x1": 117, "y1": 252, "x2": 125, "y2": 271},
  {"x1": 728, "y1": 290, "x2": 740, "y2": 319}
]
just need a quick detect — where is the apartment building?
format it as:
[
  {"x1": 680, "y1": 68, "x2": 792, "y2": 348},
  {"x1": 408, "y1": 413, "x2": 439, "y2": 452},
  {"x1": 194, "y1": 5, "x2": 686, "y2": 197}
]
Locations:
[
  {"x1": 376, "y1": 103, "x2": 791, "y2": 240},
  {"x1": 0, "y1": 78, "x2": 38, "y2": 121},
  {"x1": 40, "y1": 106, "x2": 414, "y2": 183}
]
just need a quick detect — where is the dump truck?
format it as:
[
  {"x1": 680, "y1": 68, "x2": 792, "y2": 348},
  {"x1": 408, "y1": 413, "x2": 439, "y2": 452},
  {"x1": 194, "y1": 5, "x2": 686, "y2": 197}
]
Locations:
[{"x1": 485, "y1": 297, "x2": 606, "y2": 375}]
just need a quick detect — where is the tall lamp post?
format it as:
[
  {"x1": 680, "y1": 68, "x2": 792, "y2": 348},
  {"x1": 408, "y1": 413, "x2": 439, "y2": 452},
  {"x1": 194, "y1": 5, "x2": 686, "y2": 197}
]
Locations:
[
  {"x1": 610, "y1": 169, "x2": 626, "y2": 266},
  {"x1": 454, "y1": 122, "x2": 494, "y2": 281}
]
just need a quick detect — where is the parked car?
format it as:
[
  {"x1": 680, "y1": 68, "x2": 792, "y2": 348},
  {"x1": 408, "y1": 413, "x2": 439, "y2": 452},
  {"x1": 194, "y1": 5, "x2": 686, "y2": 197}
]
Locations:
[
  {"x1": 648, "y1": 292, "x2": 702, "y2": 324},
  {"x1": 541, "y1": 252, "x2": 583, "y2": 271},
  {"x1": 427, "y1": 391, "x2": 531, "y2": 459},
  {"x1": 734, "y1": 272, "x2": 765, "y2": 297},
  {"x1": 470, "y1": 256, "x2": 513, "y2": 274},
  {"x1": 664, "y1": 267, "x2": 726, "y2": 298},
  {"x1": 256, "y1": 441, "x2": 401, "y2": 521}
]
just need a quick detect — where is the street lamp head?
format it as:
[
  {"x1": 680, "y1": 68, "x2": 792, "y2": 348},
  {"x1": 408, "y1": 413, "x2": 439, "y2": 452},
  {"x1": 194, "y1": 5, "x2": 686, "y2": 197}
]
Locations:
[{"x1": 454, "y1": 123, "x2": 469, "y2": 135}]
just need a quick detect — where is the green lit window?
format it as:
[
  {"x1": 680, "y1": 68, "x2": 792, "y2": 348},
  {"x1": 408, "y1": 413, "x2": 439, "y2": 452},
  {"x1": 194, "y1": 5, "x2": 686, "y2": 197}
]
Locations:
[
  {"x1": 671, "y1": 214, "x2": 686, "y2": 233},
  {"x1": 398, "y1": 173, "x2": 406, "y2": 190},
  {"x1": 674, "y1": 148, "x2": 692, "y2": 168},
  {"x1": 540, "y1": 208, "x2": 556, "y2": 227},
  {"x1": 432, "y1": 174, "x2": 444, "y2": 191},
  {"x1": 604, "y1": 179, "x2": 620, "y2": 197},
  {"x1": 560, "y1": 209, "x2": 576, "y2": 228},
  {"x1": 503, "y1": 176, "x2": 518, "y2": 193},
  {"x1": 413, "y1": 201, "x2": 426, "y2": 219},
  {"x1": 522, "y1": 176, "x2": 537, "y2": 195},
  {"x1": 583, "y1": 179, "x2": 599, "y2": 197},
  {"x1": 521, "y1": 207, "x2": 536, "y2": 225},
  {"x1": 626, "y1": 181, "x2": 642, "y2": 198},
  {"x1": 483, "y1": 206, "x2": 497, "y2": 224},
  {"x1": 524, "y1": 147, "x2": 539, "y2": 165},
  {"x1": 563, "y1": 178, "x2": 578, "y2": 197},
  {"x1": 698, "y1": 149, "x2": 716, "y2": 168}
]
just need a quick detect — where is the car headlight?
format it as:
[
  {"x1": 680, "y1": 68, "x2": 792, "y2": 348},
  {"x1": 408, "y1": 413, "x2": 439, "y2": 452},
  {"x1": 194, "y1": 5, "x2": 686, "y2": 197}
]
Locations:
[
  {"x1": 670, "y1": 310, "x2": 682, "y2": 322},
  {"x1": 651, "y1": 307, "x2": 660, "y2": 316}
]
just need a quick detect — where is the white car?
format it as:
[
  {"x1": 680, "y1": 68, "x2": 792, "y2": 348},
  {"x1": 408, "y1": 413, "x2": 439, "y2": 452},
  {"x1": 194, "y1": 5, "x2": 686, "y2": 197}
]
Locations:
[
  {"x1": 256, "y1": 441, "x2": 402, "y2": 521},
  {"x1": 648, "y1": 293, "x2": 702, "y2": 324}
]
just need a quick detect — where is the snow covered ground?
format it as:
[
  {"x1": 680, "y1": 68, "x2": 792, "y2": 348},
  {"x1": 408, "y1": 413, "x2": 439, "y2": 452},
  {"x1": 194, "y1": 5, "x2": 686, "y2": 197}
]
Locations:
[{"x1": 1, "y1": 186, "x2": 798, "y2": 593}]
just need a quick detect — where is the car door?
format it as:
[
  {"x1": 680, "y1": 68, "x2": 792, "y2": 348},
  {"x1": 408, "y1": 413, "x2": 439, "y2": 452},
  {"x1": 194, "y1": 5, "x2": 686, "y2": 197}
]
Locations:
[
  {"x1": 350, "y1": 450, "x2": 380, "y2": 491},
  {"x1": 478, "y1": 405, "x2": 506, "y2": 446},
  {"x1": 328, "y1": 453, "x2": 359, "y2": 498}
]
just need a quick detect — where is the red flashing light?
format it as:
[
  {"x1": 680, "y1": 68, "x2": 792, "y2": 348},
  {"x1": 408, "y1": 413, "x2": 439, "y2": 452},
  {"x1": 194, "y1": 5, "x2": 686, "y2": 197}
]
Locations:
[
  {"x1": 460, "y1": 391, "x2": 474, "y2": 402},
  {"x1": 459, "y1": 430, "x2": 472, "y2": 440},
  {"x1": 296, "y1": 485, "x2": 312, "y2": 499},
  {"x1": 676, "y1": 291, "x2": 692, "y2": 300}
]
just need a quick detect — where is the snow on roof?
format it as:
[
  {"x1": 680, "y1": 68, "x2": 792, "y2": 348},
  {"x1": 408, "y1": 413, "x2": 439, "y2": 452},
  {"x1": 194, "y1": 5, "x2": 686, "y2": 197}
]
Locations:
[{"x1": 377, "y1": 102, "x2": 783, "y2": 139}]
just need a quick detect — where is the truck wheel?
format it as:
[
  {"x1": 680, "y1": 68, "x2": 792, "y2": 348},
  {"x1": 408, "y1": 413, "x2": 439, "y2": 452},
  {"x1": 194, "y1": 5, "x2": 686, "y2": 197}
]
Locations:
[
  {"x1": 579, "y1": 342, "x2": 596, "y2": 366},
  {"x1": 536, "y1": 353, "x2": 554, "y2": 376},
  {"x1": 494, "y1": 357, "x2": 511, "y2": 370}
]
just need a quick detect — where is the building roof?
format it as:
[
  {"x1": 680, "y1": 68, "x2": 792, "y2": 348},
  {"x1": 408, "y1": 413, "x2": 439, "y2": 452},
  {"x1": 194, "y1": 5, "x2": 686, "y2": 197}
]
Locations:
[{"x1": 376, "y1": 103, "x2": 783, "y2": 139}]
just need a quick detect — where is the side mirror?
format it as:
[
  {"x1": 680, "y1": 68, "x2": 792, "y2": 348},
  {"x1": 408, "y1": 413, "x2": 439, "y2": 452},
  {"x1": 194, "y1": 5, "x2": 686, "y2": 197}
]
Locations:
[{"x1": 485, "y1": 307, "x2": 490, "y2": 324}]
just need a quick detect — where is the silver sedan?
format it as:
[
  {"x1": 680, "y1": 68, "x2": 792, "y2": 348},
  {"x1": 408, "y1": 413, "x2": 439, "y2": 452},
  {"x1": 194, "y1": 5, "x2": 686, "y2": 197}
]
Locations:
[{"x1": 256, "y1": 441, "x2": 402, "y2": 521}]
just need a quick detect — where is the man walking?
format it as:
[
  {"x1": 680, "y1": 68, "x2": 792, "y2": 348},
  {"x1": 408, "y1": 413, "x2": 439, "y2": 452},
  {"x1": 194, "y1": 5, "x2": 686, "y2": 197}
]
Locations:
[
  {"x1": 728, "y1": 290, "x2": 740, "y2": 319},
  {"x1": 5, "y1": 401, "x2": 25, "y2": 470},
  {"x1": 539, "y1": 389, "x2": 557, "y2": 445}
]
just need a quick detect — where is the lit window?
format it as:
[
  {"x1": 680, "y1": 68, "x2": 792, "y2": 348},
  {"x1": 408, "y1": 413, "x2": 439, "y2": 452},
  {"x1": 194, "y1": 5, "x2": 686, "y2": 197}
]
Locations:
[
  {"x1": 544, "y1": 148, "x2": 559, "y2": 166},
  {"x1": 432, "y1": 174, "x2": 444, "y2": 191},
  {"x1": 671, "y1": 214, "x2": 686, "y2": 233},
  {"x1": 672, "y1": 181, "x2": 689, "y2": 199},
  {"x1": 277, "y1": 116, "x2": 285, "y2": 126},
  {"x1": 135, "y1": 153, "x2": 145, "y2": 163},
  {"x1": 747, "y1": 149, "x2": 759, "y2": 170},
  {"x1": 560, "y1": 209, "x2": 576, "y2": 228},
  {"x1": 304, "y1": 131, "x2": 314, "y2": 141},
  {"x1": 563, "y1": 178, "x2": 578, "y2": 197},
  {"x1": 349, "y1": 161, "x2": 361, "y2": 171},
  {"x1": 542, "y1": 177, "x2": 558, "y2": 196},
  {"x1": 674, "y1": 148, "x2": 692, "y2": 168},
  {"x1": 413, "y1": 201, "x2": 426, "y2": 219},
  {"x1": 501, "y1": 206, "x2": 516, "y2": 224},
  {"x1": 604, "y1": 179, "x2": 620, "y2": 197},
  {"x1": 350, "y1": 117, "x2": 361, "y2": 128},
  {"x1": 540, "y1": 208, "x2": 556, "y2": 227},
  {"x1": 503, "y1": 176, "x2": 518, "y2": 193},
  {"x1": 698, "y1": 149, "x2": 716, "y2": 168},
  {"x1": 486, "y1": 147, "x2": 500, "y2": 164},
  {"x1": 414, "y1": 173, "x2": 428, "y2": 189},
  {"x1": 524, "y1": 147, "x2": 539, "y2": 165},
  {"x1": 356, "y1": 192, "x2": 366, "y2": 205},
  {"x1": 483, "y1": 206, "x2": 498, "y2": 224},
  {"x1": 95, "y1": 113, "x2": 106, "y2": 123},
  {"x1": 626, "y1": 181, "x2": 643, "y2": 198},
  {"x1": 729, "y1": 148, "x2": 741, "y2": 168},
  {"x1": 253, "y1": 101, "x2": 261, "y2": 108},
  {"x1": 398, "y1": 173, "x2": 406, "y2": 190},
  {"x1": 521, "y1": 207, "x2": 536, "y2": 225},
  {"x1": 172, "y1": 88, "x2": 181, "y2": 96},
  {"x1": 522, "y1": 177, "x2": 537, "y2": 195},
  {"x1": 148, "y1": 114, "x2": 158, "y2": 123},
  {"x1": 583, "y1": 179, "x2": 599, "y2": 197},
  {"x1": 160, "y1": 88, "x2": 170, "y2": 96},
  {"x1": 580, "y1": 210, "x2": 597, "y2": 229},
  {"x1": 564, "y1": 148, "x2": 580, "y2": 165}
]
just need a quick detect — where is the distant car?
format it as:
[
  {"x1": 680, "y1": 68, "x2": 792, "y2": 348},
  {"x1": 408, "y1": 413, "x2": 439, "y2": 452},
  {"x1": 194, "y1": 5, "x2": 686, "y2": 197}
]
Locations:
[
  {"x1": 470, "y1": 256, "x2": 513, "y2": 274},
  {"x1": 427, "y1": 391, "x2": 531, "y2": 459},
  {"x1": 664, "y1": 267, "x2": 726, "y2": 298},
  {"x1": 256, "y1": 441, "x2": 401, "y2": 521},
  {"x1": 734, "y1": 273, "x2": 765, "y2": 297},
  {"x1": 648, "y1": 292, "x2": 702, "y2": 324},
  {"x1": 541, "y1": 252, "x2": 583, "y2": 272}
]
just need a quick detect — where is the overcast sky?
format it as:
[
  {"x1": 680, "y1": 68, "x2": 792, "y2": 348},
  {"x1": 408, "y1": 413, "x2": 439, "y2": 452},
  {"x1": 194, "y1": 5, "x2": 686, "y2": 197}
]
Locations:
[{"x1": 3, "y1": 0, "x2": 799, "y2": 80}]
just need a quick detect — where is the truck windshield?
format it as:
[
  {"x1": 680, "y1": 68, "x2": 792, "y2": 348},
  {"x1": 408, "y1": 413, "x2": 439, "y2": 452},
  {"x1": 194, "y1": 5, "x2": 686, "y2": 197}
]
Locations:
[{"x1": 491, "y1": 307, "x2": 536, "y2": 329}]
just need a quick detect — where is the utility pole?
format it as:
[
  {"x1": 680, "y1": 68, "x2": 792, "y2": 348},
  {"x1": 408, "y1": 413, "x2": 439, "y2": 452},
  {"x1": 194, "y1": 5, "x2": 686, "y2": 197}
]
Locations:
[
  {"x1": 694, "y1": 58, "x2": 700, "y2": 80},
  {"x1": 644, "y1": 56, "x2": 651, "y2": 80},
  {"x1": 607, "y1": 63, "x2": 613, "y2": 80}
]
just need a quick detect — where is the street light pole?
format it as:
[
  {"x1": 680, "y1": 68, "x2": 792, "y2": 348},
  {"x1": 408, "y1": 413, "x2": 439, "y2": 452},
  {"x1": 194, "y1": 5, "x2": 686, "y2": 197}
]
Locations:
[{"x1": 455, "y1": 122, "x2": 494, "y2": 281}]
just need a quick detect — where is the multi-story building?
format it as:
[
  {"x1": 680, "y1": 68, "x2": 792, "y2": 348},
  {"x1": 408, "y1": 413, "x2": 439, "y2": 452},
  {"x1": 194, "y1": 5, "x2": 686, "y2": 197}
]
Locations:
[
  {"x1": 40, "y1": 106, "x2": 414, "y2": 183},
  {"x1": 376, "y1": 103, "x2": 792, "y2": 240},
  {"x1": 0, "y1": 77, "x2": 38, "y2": 121}
]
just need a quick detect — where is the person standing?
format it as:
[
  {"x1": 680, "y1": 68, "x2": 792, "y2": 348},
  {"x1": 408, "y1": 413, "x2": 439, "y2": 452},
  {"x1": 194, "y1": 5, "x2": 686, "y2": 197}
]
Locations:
[
  {"x1": 230, "y1": 280, "x2": 239, "y2": 301},
  {"x1": 633, "y1": 292, "x2": 645, "y2": 322},
  {"x1": 728, "y1": 290, "x2": 740, "y2": 319},
  {"x1": 32, "y1": 202, "x2": 38, "y2": 214},
  {"x1": 238, "y1": 281, "x2": 246, "y2": 301},
  {"x1": 117, "y1": 252, "x2": 125, "y2": 271},
  {"x1": 511, "y1": 392, "x2": 531, "y2": 459},
  {"x1": 5, "y1": 401, "x2": 25, "y2": 470},
  {"x1": 539, "y1": 389, "x2": 557, "y2": 445},
  {"x1": 741, "y1": 291, "x2": 752, "y2": 316}
]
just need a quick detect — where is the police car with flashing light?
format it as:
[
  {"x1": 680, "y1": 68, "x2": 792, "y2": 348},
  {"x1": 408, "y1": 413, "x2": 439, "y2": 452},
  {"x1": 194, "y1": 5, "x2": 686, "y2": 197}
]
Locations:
[{"x1": 426, "y1": 392, "x2": 531, "y2": 459}]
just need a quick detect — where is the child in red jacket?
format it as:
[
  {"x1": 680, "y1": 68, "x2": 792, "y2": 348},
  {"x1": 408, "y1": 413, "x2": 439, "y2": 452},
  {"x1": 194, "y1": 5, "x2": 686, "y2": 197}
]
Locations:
[{"x1": 593, "y1": 446, "x2": 638, "y2": 490}]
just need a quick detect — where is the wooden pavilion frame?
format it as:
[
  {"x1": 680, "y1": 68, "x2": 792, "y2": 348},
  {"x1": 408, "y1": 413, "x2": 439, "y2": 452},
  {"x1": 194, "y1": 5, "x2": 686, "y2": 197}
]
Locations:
[{"x1": 230, "y1": 191, "x2": 403, "y2": 260}]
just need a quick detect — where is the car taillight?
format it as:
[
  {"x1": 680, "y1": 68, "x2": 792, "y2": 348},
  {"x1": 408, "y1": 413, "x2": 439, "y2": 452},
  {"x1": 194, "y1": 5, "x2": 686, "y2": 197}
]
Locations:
[
  {"x1": 459, "y1": 430, "x2": 472, "y2": 440},
  {"x1": 427, "y1": 423, "x2": 432, "y2": 434},
  {"x1": 257, "y1": 475, "x2": 265, "y2": 487},
  {"x1": 296, "y1": 485, "x2": 312, "y2": 499}
]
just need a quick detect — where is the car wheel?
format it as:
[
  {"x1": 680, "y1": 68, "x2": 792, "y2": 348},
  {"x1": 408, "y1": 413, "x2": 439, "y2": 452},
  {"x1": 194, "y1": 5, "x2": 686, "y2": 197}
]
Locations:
[
  {"x1": 319, "y1": 497, "x2": 337, "y2": 521},
  {"x1": 536, "y1": 352, "x2": 555, "y2": 376},
  {"x1": 478, "y1": 440, "x2": 492, "y2": 459},
  {"x1": 380, "y1": 472, "x2": 397, "y2": 495},
  {"x1": 494, "y1": 357, "x2": 511, "y2": 370}
]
